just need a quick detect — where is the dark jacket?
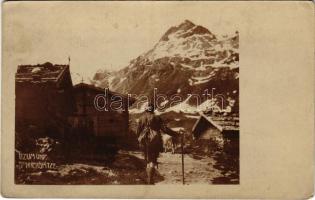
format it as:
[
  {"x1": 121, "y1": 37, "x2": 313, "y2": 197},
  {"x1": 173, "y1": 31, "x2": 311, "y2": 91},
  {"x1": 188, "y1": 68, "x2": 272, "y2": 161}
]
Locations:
[{"x1": 137, "y1": 112, "x2": 177, "y2": 163}]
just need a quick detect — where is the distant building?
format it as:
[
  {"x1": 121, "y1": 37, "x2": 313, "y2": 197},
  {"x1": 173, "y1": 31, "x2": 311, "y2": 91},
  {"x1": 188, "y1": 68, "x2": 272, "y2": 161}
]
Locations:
[
  {"x1": 192, "y1": 112, "x2": 239, "y2": 153},
  {"x1": 69, "y1": 82, "x2": 135, "y2": 139},
  {"x1": 15, "y1": 62, "x2": 75, "y2": 136}
]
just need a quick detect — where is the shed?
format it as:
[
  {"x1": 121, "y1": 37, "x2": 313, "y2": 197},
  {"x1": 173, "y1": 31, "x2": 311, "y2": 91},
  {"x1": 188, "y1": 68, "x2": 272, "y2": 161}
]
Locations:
[{"x1": 192, "y1": 112, "x2": 239, "y2": 152}]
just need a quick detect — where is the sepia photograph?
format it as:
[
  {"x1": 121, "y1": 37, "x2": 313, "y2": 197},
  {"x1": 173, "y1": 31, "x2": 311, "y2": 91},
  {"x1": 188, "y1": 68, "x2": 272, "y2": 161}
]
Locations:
[
  {"x1": 2, "y1": 1, "x2": 314, "y2": 198},
  {"x1": 13, "y1": 3, "x2": 239, "y2": 185}
]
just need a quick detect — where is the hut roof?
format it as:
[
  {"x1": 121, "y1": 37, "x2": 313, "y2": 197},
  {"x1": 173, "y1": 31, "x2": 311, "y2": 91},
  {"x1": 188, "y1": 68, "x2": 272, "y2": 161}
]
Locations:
[
  {"x1": 15, "y1": 62, "x2": 69, "y2": 84},
  {"x1": 192, "y1": 112, "x2": 239, "y2": 138},
  {"x1": 73, "y1": 82, "x2": 106, "y2": 93}
]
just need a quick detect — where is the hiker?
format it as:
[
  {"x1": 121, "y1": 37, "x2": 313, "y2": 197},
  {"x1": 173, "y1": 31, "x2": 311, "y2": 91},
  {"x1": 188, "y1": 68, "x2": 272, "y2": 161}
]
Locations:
[{"x1": 137, "y1": 103, "x2": 178, "y2": 184}]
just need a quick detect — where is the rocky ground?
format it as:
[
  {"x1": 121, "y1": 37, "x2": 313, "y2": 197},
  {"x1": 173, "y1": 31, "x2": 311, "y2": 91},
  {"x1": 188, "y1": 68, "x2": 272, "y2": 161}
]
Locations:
[{"x1": 129, "y1": 150, "x2": 238, "y2": 184}]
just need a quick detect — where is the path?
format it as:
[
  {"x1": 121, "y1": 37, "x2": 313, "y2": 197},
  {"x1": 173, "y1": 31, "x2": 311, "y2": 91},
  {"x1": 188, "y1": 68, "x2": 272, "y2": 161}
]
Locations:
[
  {"x1": 156, "y1": 152, "x2": 222, "y2": 184},
  {"x1": 129, "y1": 151, "x2": 222, "y2": 184}
]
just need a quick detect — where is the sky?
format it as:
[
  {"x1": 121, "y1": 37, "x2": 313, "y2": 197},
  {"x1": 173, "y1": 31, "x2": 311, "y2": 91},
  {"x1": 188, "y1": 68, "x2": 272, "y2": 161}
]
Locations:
[{"x1": 4, "y1": 1, "x2": 239, "y2": 82}]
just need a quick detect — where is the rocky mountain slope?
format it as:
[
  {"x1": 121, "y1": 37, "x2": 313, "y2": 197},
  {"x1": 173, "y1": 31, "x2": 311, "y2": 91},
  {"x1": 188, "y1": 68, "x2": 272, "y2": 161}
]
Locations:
[{"x1": 92, "y1": 20, "x2": 239, "y2": 114}]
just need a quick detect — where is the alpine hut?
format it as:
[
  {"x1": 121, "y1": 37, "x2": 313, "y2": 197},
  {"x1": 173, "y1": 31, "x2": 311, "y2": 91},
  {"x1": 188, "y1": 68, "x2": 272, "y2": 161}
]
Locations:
[
  {"x1": 15, "y1": 62, "x2": 75, "y2": 137},
  {"x1": 69, "y1": 82, "x2": 135, "y2": 139}
]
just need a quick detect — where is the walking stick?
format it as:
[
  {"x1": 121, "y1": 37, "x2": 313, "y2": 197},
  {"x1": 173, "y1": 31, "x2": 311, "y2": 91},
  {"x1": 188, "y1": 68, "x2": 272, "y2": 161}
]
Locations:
[{"x1": 181, "y1": 131, "x2": 185, "y2": 185}]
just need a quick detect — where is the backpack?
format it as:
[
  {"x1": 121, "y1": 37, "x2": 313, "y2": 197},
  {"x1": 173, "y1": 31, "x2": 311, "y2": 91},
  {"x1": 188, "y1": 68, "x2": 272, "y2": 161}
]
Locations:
[{"x1": 138, "y1": 124, "x2": 163, "y2": 152}]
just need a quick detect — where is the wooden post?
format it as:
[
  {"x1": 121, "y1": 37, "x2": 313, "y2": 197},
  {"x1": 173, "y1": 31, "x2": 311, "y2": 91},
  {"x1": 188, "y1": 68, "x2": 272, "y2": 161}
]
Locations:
[{"x1": 181, "y1": 132, "x2": 185, "y2": 185}]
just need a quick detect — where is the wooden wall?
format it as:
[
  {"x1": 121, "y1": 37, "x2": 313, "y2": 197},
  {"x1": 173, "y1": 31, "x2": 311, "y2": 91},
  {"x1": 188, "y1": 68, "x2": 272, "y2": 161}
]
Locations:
[{"x1": 71, "y1": 87, "x2": 129, "y2": 137}]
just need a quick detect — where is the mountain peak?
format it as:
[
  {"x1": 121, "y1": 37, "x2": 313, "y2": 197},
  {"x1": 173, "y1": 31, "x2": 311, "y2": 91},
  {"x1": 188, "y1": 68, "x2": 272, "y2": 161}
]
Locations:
[
  {"x1": 178, "y1": 19, "x2": 195, "y2": 30},
  {"x1": 160, "y1": 20, "x2": 214, "y2": 42},
  {"x1": 183, "y1": 19, "x2": 194, "y2": 25},
  {"x1": 93, "y1": 20, "x2": 239, "y2": 97}
]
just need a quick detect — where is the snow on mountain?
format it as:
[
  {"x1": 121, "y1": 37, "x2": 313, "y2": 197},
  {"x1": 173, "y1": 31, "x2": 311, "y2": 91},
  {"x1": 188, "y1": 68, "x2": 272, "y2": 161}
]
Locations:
[
  {"x1": 93, "y1": 20, "x2": 239, "y2": 114},
  {"x1": 163, "y1": 95, "x2": 197, "y2": 114}
]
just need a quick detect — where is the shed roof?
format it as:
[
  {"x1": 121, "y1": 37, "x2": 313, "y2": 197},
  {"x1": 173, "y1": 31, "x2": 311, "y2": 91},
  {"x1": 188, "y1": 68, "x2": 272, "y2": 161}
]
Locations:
[
  {"x1": 192, "y1": 112, "x2": 239, "y2": 136},
  {"x1": 203, "y1": 113, "x2": 239, "y2": 131}
]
